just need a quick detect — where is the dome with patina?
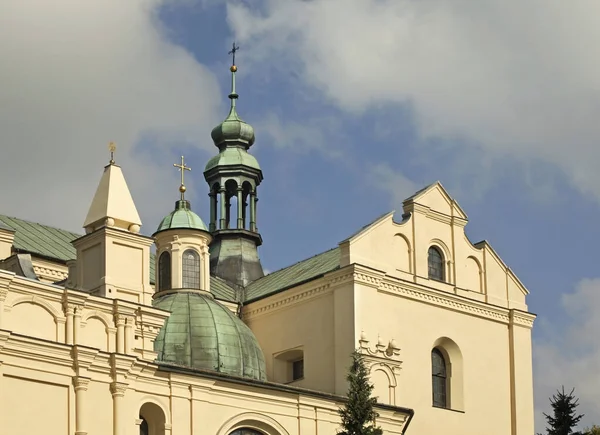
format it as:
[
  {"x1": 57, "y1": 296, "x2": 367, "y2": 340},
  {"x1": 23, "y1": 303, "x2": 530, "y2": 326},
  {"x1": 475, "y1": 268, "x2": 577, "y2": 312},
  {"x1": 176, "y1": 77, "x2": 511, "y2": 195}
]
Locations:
[
  {"x1": 154, "y1": 200, "x2": 208, "y2": 235},
  {"x1": 211, "y1": 106, "x2": 255, "y2": 149},
  {"x1": 204, "y1": 147, "x2": 261, "y2": 172},
  {"x1": 153, "y1": 291, "x2": 267, "y2": 380}
]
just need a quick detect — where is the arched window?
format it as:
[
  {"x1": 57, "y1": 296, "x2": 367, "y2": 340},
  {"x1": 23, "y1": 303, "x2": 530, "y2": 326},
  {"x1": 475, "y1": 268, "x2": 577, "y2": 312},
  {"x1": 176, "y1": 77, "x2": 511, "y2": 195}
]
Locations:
[
  {"x1": 428, "y1": 246, "x2": 445, "y2": 281},
  {"x1": 182, "y1": 249, "x2": 200, "y2": 289},
  {"x1": 229, "y1": 430, "x2": 264, "y2": 435},
  {"x1": 432, "y1": 348, "x2": 448, "y2": 408},
  {"x1": 158, "y1": 251, "x2": 171, "y2": 291}
]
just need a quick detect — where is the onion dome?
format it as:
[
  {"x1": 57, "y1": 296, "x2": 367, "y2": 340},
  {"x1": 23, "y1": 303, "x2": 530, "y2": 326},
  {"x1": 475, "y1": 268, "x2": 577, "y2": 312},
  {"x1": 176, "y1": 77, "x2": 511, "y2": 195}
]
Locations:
[
  {"x1": 154, "y1": 200, "x2": 208, "y2": 235},
  {"x1": 210, "y1": 63, "x2": 255, "y2": 150},
  {"x1": 153, "y1": 291, "x2": 267, "y2": 380}
]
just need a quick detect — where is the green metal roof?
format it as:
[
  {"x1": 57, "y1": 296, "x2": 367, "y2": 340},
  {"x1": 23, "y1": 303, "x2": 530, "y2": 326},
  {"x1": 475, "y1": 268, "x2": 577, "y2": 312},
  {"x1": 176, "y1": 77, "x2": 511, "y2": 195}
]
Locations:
[
  {"x1": 0, "y1": 215, "x2": 237, "y2": 302},
  {"x1": 153, "y1": 291, "x2": 266, "y2": 380},
  {"x1": 204, "y1": 147, "x2": 261, "y2": 172},
  {"x1": 155, "y1": 200, "x2": 208, "y2": 234},
  {"x1": 245, "y1": 247, "x2": 341, "y2": 301},
  {"x1": 0, "y1": 215, "x2": 79, "y2": 262}
]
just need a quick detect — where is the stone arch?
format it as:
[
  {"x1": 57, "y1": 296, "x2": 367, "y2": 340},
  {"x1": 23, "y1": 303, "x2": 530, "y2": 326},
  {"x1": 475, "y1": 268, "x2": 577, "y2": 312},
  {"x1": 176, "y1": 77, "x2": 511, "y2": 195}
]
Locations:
[
  {"x1": 464, "y1": 255, "x2": 483, "y2": 293},
  {"x1": 217, "y1": 412, "x2": 289, "y2": 435},
  {"x1": 432, "y1": 336, "x2": 464, "y2": 411},
  {"x1": 392, "y1": 233, "x2": 412, "y2": 273},
  {"x1": 368, "y1": 362, "x2": 396, "y2": 405},
  {"x1": 79, "y1": 311, "x2": 112, "y2": 351},
  {"x1": 7, "y1": 296, "x2": 61, "y2": 341},
  {"x1": 80, "y1": 310, "x2": 112, "y2": 328},
  {"x1": 138, "y1": 400, "x2": 169, "y2": 435},
  {"x1": 8, "y1": 295, "x2": 62, "y2": 318}
]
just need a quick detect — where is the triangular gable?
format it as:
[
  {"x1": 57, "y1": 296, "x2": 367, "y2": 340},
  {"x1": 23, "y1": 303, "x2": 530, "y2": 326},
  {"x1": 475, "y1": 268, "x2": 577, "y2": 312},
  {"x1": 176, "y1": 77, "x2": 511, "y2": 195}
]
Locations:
[
  {"x1": 474, "y1": 240, "x2": 529, "y2": 296},
  {"x1": 402, "y1": 181, "x2": 468, "y2": 220},
  {"x1": 340, "y1": 211, "x2": 395, "y2": 245}
]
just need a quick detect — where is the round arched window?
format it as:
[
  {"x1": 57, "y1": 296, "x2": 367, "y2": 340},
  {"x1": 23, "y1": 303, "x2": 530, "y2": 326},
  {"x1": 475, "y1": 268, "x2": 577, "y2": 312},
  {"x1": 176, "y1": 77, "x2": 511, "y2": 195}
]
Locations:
[
  {"x1": 182, "y1": 249, "x2": 200, "y2": 289},
  {"x1": 229, "y1": 430, "x2": 264, "y2": 435},
  {"x1": 427, "y1": 246, "x2": 445, "y2": 281}
]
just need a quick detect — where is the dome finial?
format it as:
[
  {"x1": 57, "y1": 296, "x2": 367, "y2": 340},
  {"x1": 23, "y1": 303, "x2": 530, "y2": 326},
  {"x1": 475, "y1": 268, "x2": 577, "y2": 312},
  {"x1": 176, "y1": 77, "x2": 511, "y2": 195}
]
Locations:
[
  {"x1": 227, "y1": 42, "x2": 240, "y2": 111},
  {"x1": 173, "y1": 155, "x2": 191, "y2": 201}
]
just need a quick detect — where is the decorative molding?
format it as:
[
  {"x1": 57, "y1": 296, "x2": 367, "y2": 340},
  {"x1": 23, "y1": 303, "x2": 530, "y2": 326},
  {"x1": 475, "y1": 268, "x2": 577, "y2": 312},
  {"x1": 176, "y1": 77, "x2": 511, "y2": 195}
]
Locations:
[
  {"x1": 73, "y1": 376, "x2": 91, "y2": 391},
  {"x1": 379, "y1": 278, "x2": 513, "y2": 324},
  {"x1": 358, "y1": 332, "x2": 401, "y2": 362},
  {"x1": 510, "y1": 310, "x2": 536, "y2": 328},
  {"x1": 110, "y1": 381, "x2": 128, "y2": 397}
]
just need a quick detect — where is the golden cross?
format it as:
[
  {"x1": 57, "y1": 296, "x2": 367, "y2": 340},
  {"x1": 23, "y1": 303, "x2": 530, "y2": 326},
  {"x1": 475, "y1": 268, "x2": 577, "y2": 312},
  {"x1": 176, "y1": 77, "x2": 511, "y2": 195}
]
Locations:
[
  {"x1": 108, "y1": 141, "x2": 116, "y2": 164},
  {"x1": 173, "y1": 156, "x2": 191, "y2": 198}
]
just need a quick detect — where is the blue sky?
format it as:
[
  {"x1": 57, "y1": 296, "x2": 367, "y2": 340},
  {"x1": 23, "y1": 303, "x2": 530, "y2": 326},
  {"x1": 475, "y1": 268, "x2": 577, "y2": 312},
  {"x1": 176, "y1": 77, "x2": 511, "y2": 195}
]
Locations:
[{"x1": 3, "y1": 0, "x2": 600, "y2": 430}]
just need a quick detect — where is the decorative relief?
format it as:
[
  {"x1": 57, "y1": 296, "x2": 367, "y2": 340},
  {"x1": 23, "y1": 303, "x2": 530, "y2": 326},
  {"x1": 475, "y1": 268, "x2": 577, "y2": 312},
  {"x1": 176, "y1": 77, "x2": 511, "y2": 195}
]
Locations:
[
  {"x1": 358, "y1": 331, "x2": 401, "y2": 361},
  {"x1": 110, "y1": 381, "x2": 128, "y2": 397},
  {"x1": 72, "y1": 376, "x2": 91, "y2": 391}
]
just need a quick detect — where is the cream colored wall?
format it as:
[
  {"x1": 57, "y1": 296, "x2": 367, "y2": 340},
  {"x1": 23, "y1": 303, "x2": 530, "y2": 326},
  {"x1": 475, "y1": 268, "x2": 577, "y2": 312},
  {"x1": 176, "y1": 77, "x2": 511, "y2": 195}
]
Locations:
[
  {"x1": 243, "y1": 278, "x2": 339, "y2": 392},
  {"x1": 0, "y1": 268, "x2": 411, "y2": 435},
  {"x1": 246, "y1": 182, "x2": 535, "y2": 434}
]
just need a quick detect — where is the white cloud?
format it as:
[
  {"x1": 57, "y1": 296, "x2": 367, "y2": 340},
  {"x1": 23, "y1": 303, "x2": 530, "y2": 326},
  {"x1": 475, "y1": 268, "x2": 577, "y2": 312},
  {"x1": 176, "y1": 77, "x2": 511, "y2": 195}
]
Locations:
[
  {"x1": 0, "y1": 0, "x2": 223, "y2": 233},
  {"x1": 533, "y1": 278, "x2": 600, "y2": 431},
  {"x1": 227, "y1": 0, "x2": 600, "y2": 202},
  {"x1": 367, "y1": 162, "x2": 418, "y2": 210}
]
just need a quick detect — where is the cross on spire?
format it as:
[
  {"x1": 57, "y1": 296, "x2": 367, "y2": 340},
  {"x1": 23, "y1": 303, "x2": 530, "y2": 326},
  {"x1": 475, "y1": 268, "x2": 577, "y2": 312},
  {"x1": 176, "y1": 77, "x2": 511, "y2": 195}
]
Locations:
[
  {"x1": 228, "y1": 42, "x2": 240, "y2": 66},
  {"x1": 173, "y1": 155, "x2": 191, "y2": 200},
  {"x1": 108, "y1": 141, "x2": 116, "y2": 165}
]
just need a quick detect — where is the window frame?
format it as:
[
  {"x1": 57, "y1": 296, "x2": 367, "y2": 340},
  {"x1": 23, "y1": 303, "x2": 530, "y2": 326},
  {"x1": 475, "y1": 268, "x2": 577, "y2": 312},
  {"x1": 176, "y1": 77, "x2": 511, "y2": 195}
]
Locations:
[
  {"x1": 182, "y1": 249, "x2": 201, "y2": 289},
  {"x1": 427, "y1": 246, "x2": 445, "y2": 282},
  {"x1": 431, "y1": 348, "x2": 448, "y2": 408}
]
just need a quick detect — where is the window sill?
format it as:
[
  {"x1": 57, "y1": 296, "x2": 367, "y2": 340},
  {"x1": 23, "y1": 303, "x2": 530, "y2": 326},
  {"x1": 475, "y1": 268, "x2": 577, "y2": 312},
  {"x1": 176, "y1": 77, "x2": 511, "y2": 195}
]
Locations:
[
  {"x1": 285, "y1": 377, "x2": 305, "y2": 385},
  {"x1": 432, "y1": 405, "x2": 465, "y2": 413}
]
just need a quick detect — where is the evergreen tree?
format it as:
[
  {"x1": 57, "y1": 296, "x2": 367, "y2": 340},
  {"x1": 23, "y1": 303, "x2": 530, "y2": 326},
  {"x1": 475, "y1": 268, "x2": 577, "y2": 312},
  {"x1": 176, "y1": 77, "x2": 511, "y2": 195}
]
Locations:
[
  {"x1": 538, "y1": 386, "x2": 584, "y2": 435},
  {"x1": 338, "y1": 350, "x2": 383, "y2": 435}
]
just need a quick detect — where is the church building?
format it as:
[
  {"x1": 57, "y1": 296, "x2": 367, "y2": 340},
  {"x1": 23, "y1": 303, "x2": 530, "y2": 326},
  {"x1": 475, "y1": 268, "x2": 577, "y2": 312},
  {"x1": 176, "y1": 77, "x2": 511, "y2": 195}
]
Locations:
[{"x1": 0, "y1": 59, "x2": 535, "y2": 435}]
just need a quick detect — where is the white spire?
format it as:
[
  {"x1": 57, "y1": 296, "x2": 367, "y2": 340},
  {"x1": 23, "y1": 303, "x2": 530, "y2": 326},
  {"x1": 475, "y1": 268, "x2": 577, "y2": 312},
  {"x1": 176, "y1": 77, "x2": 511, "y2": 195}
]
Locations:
[{"x1": 83, "y1": 163, "x2": 142, "y2": 233}]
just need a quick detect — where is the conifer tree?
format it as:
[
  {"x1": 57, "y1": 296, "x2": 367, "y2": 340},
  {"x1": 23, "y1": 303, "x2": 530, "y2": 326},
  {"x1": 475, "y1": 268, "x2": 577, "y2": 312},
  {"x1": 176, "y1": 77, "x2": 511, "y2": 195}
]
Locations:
[
  {"x1": 338, "y1": 350, "x2": 383, "y2": 435},
  {"x1": 538, "y1": 386, "x2": 584, "y2": 435}
]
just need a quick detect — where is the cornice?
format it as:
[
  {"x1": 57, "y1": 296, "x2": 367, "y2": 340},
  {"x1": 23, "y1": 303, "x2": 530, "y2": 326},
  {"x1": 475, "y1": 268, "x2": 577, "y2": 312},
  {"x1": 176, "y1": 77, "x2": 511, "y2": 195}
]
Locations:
[
  {"x1": 510, "y1": 310, "x2": 536, "y2": 329},
  {"x1": 379, "y1": 277, "x2": 512, "y2": 324}
]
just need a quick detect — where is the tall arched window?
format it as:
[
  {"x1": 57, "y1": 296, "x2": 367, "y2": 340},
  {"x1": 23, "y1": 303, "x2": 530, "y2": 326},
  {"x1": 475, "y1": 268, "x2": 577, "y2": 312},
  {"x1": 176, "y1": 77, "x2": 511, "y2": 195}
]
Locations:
[
  {"x1": 428, "y1": 246, "x2": 445, "y2": 281},
  {"x1": 182, "y1": 249, "x2": 200, "y2": 289},
  {"x1": 432, "y1": 348, "x2": 448, "y2": 408},
  {"x1": 158, "y1": 251, "x2": 171, "y2": 291}
]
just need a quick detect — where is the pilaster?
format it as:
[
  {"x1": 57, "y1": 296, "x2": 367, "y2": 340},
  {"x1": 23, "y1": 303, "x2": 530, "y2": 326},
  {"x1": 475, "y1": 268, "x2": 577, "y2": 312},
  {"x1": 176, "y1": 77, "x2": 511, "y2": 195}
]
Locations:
[{"x1": 73, "y1": 376, "x2": 91, "y2": 435}]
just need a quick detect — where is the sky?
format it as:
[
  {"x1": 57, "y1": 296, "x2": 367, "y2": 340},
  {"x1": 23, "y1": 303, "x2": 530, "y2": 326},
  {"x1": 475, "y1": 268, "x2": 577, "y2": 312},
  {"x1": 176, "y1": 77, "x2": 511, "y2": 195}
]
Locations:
[{"x1": 2, "y1": 0, "x2": 600, "y2": 430}]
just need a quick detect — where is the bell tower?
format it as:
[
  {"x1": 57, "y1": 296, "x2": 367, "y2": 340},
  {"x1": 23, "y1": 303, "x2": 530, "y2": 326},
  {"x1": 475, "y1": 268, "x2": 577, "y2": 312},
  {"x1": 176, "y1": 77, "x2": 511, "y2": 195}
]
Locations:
[{"x1": 203, "y1": 43, "x2": 264, "y2": 289}]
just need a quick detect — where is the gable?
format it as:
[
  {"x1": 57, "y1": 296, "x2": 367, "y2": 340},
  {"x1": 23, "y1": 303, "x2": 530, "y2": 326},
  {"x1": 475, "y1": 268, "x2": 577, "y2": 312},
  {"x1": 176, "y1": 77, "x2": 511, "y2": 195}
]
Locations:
[{"x1": 403, "y1": 181, "x2": 467, "y2": 220}]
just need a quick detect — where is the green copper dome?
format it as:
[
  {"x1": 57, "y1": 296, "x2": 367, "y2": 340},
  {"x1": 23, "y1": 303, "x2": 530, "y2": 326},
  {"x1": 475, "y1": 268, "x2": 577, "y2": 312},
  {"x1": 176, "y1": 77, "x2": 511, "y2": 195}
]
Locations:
[
  {"x1": 153, "y1": 291, "x2": 267, "y2": 380},
  {"x1": 155, "y1": 200, "x2": 208, "y2": 234},
  {"x1": 204, "y1": 147, "x2": 261, "y2": 172},
  {"x1": 211, "y1": 107, "x2": 255, "y2": 149}
]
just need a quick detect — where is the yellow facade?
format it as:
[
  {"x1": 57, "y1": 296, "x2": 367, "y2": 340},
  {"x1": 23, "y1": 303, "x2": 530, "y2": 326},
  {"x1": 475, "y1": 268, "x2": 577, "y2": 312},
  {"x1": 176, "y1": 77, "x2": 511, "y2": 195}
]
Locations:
[{"x1": 0, "y1": 161, "x2": 535, "y2": 434}]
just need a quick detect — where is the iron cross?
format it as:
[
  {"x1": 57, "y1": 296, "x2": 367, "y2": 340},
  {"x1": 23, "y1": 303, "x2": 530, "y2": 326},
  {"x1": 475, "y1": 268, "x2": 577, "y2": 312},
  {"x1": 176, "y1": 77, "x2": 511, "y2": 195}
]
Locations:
[{"x1": 228, "y1": 42, "x2": 240, "y2": 66}]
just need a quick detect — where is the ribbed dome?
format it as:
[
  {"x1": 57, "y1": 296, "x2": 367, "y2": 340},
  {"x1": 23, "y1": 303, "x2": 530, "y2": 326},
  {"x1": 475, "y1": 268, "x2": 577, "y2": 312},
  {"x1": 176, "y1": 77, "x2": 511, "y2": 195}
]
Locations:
[
  {"x1": 154, "y1": 200, "x2": 208, "y2": 235},
  {"x1": 211, "y1": 107, "x2": 255, "y2": 149},
  {"x1": 153, "y1": 291, "x2": 267, "y2": 381},
  {"x1": 204, "y1": 147, "x2": 261, "y2": 172}
]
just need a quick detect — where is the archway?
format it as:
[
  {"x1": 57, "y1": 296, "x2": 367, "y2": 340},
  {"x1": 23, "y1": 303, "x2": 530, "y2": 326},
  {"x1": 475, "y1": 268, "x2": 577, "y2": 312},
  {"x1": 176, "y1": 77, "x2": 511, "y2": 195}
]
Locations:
[{"x1": 138, "y1": 402, "x2": 166, "y2": 435}]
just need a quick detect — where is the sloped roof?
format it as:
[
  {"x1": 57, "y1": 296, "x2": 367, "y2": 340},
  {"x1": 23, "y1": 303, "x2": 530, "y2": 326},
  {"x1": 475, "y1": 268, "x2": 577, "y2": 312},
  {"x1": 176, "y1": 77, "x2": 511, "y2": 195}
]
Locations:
[
  {"x1": 0, "y1": 215, "x2": 237, "y2": 302},
  {"x1": 0, "y1": 215, "x2": 79, "y2": 261},
  {"x1": 245, "y1": 247, "x2": 341, "y2": 302}
]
